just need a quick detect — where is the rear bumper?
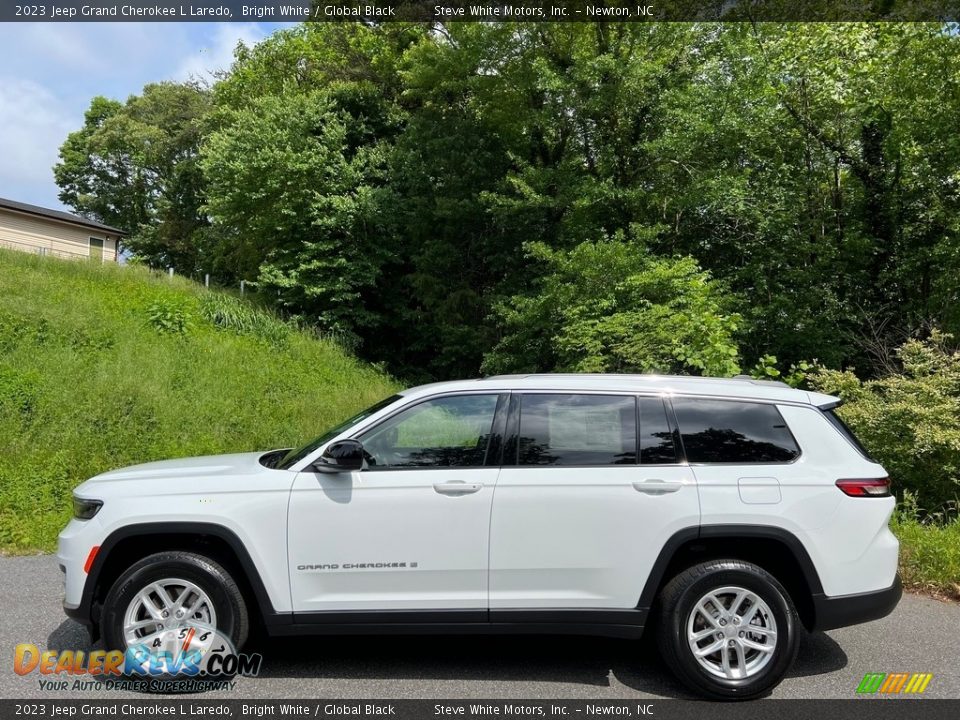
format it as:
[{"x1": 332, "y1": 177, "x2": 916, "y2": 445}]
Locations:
[{"x1": 812, "y1": 575, "x2": 902, "y2": 631}]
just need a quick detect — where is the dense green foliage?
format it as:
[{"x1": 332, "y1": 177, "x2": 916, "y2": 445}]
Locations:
[
  {"x1": 201, "y1": 88, "x2": 396, "y2": 341},
  {"x1": 0, "y1": 248, "x2": 398, "y2": 551},
  {"x1": 810, "y1": 333, "x2": 960, "y2": 514},
  {"x1": 56, "y1": 23, "x2": 960, "y2": 382},
  {"x1": 483, "y1": 238, "x2": 741, "y2": 376}
]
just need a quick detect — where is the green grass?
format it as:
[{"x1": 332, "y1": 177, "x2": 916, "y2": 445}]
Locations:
[
  {"x1": 0, "y1": 248, "x2": 399, "y2": 552},
  {"x1": 891, "y1": 514, "x2": 960, "y2": 600}
]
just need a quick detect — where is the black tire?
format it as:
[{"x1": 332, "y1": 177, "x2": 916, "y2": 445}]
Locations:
[
  {"x1": 101, "y1": 551, "x2": 249, "y2": 688},
  {"x1": 655, "y1": 559, "x2": 800, "y2": 700}
]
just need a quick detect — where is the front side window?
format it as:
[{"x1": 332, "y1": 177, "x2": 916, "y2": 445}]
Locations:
[
  {"x1": 518, "y1": 394, "x2": 637, "y2": 466},
  {"x1": 360, "y1": 394, "x2": 500, "y2": 469},
  {"x1": 277, "y1": 394, "x2": 402, "y2": 469},
  {"x1": 672, "y1": 398, "x2": 800, "y2": 464},
  {"x1": 89, "y1": 237, "x2": 104, "y2": 260}
]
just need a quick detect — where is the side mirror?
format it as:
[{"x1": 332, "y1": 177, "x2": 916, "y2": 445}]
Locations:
[{"x1": 312, "y1": 439, "x2": 364, "y2": 474}]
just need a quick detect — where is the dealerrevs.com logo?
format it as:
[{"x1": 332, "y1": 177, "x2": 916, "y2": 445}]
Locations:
[
  {"x1": 14, "y1": 628, "x2": 262, "y2": 692},
  {"x1": 856, "y1": 673, "x2": 934, "y2": 695}
]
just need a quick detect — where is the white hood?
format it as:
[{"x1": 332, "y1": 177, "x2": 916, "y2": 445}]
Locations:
[{"x1": 86, "y1": 451, "x2": 269, "y2": 483}]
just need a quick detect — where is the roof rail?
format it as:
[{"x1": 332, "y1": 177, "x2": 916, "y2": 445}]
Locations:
[
  {"x1": 483, "y1": 372, "x2": 791, "y2": 388},
  {"x1": 732, "y1": 374, "x2": 790, "y2": 388}
]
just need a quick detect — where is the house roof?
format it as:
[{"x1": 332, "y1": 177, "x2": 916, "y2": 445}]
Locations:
[{"x1": 0, "y1": 197, "x2": 126, "y2": 236}]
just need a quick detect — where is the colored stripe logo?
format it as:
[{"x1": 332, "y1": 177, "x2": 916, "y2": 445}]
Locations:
[{"x1": 857, "y1": 673, "x2": 933, "y2": 694}]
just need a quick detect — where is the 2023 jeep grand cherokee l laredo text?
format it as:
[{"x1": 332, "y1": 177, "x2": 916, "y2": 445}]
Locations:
[{"x1": 58, "y1": 374, "x2": 901, "y2": 699}]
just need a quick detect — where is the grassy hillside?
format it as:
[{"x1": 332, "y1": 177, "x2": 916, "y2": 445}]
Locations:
[{"x1": 0, "y1": 249, "x2": 399, "y2": 552}]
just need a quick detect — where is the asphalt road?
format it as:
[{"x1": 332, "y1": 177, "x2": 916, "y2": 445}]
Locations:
[{"x1": 1, "y1": 555, "x2": 958, "y2": 700}]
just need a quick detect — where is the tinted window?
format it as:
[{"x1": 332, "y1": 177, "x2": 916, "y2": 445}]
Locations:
[
  {"x1": 518, "y1": 394, "x2": 636, "y2": 466},
  {"x1": 361, "y1": 394, "x2": 499, "y2": 469},
  {"x1": 673, "y1": 398, "x2": 799, "y2": 463},
  {"x1": 639, "y1": 397, "x2": 679, "y2": 464}
]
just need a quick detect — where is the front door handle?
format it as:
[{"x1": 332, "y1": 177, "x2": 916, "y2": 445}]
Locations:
[
  {"x1": 433, "y1": 480, "x2": 482, "y2": 496},
  {"x1": 632, "y1": 479, "x2": 683, "y2": 495}
]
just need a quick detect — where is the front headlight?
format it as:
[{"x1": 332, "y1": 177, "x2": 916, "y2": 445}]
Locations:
[{"x1": 73, "y1": 496, "x2": 103, "y2": 520}]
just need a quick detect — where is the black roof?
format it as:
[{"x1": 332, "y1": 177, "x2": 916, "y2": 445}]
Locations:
[{"x1": 0, "y1": 197, "x2": 126, "y2": 235}]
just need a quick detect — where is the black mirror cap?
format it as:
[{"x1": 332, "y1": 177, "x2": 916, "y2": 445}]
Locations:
[{"x1": 313, "y1": 439, "x2": 364, "y2": 473}]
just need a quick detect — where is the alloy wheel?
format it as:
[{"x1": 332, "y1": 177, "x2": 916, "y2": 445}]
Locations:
[
  {"x1": 121, "y1": 577, "x2": 217, "y2": 651},
  {"x1": 686, "y1": 585, "x2": 778, "y2": 680}
]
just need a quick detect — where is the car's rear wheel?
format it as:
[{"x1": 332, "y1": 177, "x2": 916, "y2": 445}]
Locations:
[
  {"x1": 101, "y1": 551, "x2": 248, "y2": 687},
  {"x1": 655, "y1": 559, "x2": 800, "y2": 700}
]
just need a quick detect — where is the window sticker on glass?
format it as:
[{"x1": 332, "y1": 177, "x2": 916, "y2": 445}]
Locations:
[{"x1": 519, "y1": 394, "x2": 637, "y2": 466}]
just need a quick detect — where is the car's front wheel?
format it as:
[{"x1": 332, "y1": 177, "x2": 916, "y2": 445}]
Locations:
[
  {"x1": 655, "y1": 559, "x2": 800, "y2": 700},
  {"x1": 100, "y1": 551, "x2": 249, "y2": 680}
]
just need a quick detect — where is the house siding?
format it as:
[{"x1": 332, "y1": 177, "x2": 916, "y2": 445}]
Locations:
[{"x1": 0, "y1": 208, "x2": 119, "y2": 262}]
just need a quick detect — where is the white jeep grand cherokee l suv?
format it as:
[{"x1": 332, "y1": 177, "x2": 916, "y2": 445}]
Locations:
[{"x1": 58, "y1": 374, "x2": 900, "y2": 699}]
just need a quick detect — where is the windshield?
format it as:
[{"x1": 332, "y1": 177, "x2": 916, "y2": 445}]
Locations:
[{"x1": 277, "y1": 394, "x2": 402, "y2": 470}]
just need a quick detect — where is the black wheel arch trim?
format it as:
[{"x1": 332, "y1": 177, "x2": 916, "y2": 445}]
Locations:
[
  {"x1": 635, "y1": 526, "x2": 700, "y2": 610},
  {"x1": 636, "y1": 524, "x2": 825, "y2": 610},
  {"x1": 75, "y1": 521, "x2": 287, "y2": 632}
]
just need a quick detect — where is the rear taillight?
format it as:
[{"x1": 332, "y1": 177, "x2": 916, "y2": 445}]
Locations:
[{"x1": 836, "y1": 477, "x2": 891, "y2": 497}]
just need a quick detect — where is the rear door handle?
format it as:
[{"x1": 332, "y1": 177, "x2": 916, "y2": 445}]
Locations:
[
  {"x1": 433, "y1": 481, "x2": 482, "y2": 496},
  {"x1": 632, "y1": 479, "x2": 683, "y2": 495}
]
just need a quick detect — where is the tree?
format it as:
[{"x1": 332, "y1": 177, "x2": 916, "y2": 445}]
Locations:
[
  {"x1": 482, "y1": 236, "x2": 742, "y2": 376},
  {"x1": 387, "y1": 23, "x2": 703, "y2": 378},
  {"x1": 54, "y1": 96, "x2": 147, "y2": 234},
  {"x1": 54, "y1": 82, "x2": 213, "y2": 272},
  {"x1": 809, "y1": 332, "x2": 960, "y2": 514},
  {"x1": 649, "y1": 23, "x2": 960, "y2": 370},
  {"x1": 201, "y1": 86, "x2": 396, "y2": 339}
]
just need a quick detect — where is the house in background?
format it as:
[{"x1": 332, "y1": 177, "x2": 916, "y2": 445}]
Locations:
[{"x1": 0, "y1": 197, "x2": 124, "y2": 262}]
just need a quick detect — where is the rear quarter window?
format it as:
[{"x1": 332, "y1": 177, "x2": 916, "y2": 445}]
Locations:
[
  {"x1": 823, "y1": 408, "x2": 875, "y2": 461},
  {"x1": 672, "y1": 398, "x2": 800, "y2": 464}
]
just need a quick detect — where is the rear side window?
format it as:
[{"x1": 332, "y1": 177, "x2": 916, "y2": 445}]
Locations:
[
  {"x1": 639, "y1": 397, "x2": 679, "y2": 464},
  {"x1": 672, "y1": 398, "x2": 800, "y2": 464},
  {"x1": 823, "y1": 409, "x2": 874, "y2": 460},
  {"x1": 518, "y1": 394, "x2": 637, "y2": 466}
]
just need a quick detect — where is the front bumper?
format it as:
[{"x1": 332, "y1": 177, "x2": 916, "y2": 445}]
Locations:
[
  {"x1": 812, "y1": 574, "x2": 902, "y2": 631},
  {"x1": 57, "y1": 517, "x2": 106, "y2": 638}
]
